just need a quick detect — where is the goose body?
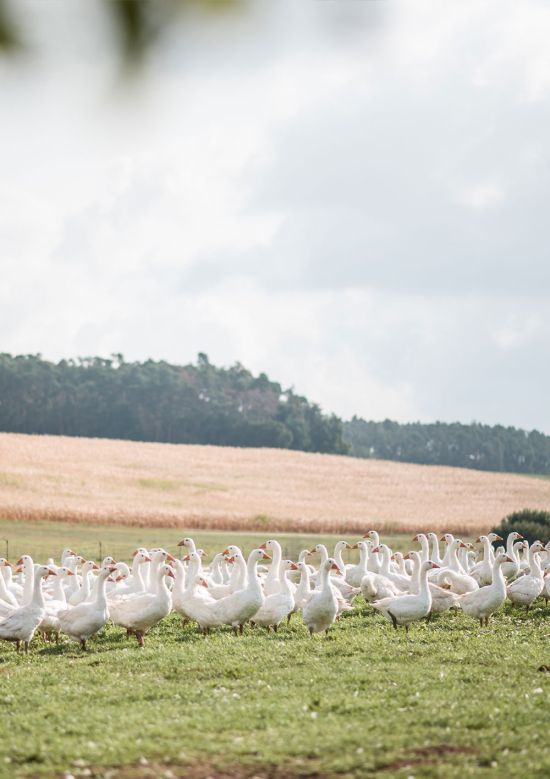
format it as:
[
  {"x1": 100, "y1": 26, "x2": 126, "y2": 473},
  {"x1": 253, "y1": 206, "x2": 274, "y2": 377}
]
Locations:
[
  {"x1": 0, "y1": 566, "x2": 54, "y2": 652},
  {"x1": 252, "y1": 560, "x2": 297, "y2": 629},
  {"x1": 209, "y1": 549, "x2": 269, "y2": 632},
  {"x1": 109, "y1": 564, "x2": 175, "y2": 646},
  {"x1": 58, "y1": 566, "x2": 114, "y2": 649},
  {"x1": 507, "y1": 542, "x2": 544, "y2": 609},
  {"x1": 303, "y1": 558, "x2": 340, "y2": 635},
  {"x1": 372, "y1": 561, "x2": 439, "y2": 630},
  {"x1": 460, "y1": 552, "x2": 511, "y2": 625}
]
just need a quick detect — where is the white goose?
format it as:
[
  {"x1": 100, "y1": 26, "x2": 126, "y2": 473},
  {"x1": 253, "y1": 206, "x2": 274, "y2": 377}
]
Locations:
[
  {"x1": 68, "y1": 559, "x2": 100, "y2": 606},
  {"x1": 294, "y1": 561, "x2": 314, "y2": 611},
  {"x1": 507, "y1": 541, "x2": 545, "y2": 611},
  {"x1": 109, "y1": 563, "x2": 175, "y2": 646},
  {"x1": 0, "y1": 565, "x2": 55, "y2": 653},
  {"x1": 58, "y1": 565, "x2": 115, "y2": 650},
  {"x1": 39, "y1": 566, "x2": 75, "y2": 640},
  {"x1": 208, "y1": 549, "x2": 270, "y2": 634},
  {"x1": 460, "y1": 551, "x2": 512, "y2": 626},
  {"x1": 501, "y1": 532, "x2": 523, "y2": 580},
  {"x1": 346, "y1": 541, "x2": 370, "y2": 588},
  {"x1": 302, "y1": 558, "x2": 340, "y2": 635},
  {"x1": 372, "y1": 561, "x2": 439, "y2": 631},
  {"x1": 252, "y1": 560, "x2": 298, "y2": 631}
]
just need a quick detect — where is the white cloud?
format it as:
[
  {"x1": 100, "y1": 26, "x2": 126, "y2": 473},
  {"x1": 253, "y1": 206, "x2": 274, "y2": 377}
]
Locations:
[{"x1": 1, "y1": 0, "x2": 550, "y2": 432}]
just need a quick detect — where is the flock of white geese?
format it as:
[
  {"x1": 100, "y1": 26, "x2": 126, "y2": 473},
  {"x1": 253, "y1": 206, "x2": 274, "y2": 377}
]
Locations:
[{"x1": 0, "y1": 530, "x2": 549, "y2": 653}]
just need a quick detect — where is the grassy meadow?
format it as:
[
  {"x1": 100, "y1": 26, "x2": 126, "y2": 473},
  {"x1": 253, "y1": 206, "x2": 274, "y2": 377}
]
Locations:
[
  {"x1": 1, "y1": 434, "x2": 550, "y2": 778},
  {"x1": 0, "y1": 584, "x2": 549, "y2": 779},
  {"x1": 2, "y1": 432, "x2": 550, "y2": 535}
]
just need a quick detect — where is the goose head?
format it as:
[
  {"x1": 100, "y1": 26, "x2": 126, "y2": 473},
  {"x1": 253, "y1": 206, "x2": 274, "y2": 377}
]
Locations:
[
  {"x1": 324, "y1": 557, "x2": 342, "y2": 575},
  {"x1": 222, "y1": 545, "x2": 242, "y2": 558},
  {"x1": 280, "y1": 559, "x2": 299, "y2": 572},
  {"x1": 248, "y1": 549, "x2": 271, "y2": 564},
  {"x1": 440, "y1": 533, "x2": 455, "y2": 545},
  {"x1": 177, "y1": 537, "x2": 196, "y2": 549},
  {"x1": 334, "y1": 541, "x2": 353, "y2": 553}
]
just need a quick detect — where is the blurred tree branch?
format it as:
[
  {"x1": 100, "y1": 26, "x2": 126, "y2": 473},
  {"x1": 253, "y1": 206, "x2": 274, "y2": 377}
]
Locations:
[{"x1": 0, "y1": 0, "x2": 244, "y2": 67}]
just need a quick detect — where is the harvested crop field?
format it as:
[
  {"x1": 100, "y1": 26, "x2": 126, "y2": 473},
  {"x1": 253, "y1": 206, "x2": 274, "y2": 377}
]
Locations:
[{"x1": 0, "y1": 432, "x2": 549, "y2": 535}]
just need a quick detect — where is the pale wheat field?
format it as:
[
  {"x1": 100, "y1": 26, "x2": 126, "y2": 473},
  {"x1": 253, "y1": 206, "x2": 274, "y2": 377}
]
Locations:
[{"x1": 1, "y1": 432, "x2": 549, "y2": 534}]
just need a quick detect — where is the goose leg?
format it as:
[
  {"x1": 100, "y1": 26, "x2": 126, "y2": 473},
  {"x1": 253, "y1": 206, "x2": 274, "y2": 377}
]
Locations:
[
  {"x1": 80, "y1": 639, "x2": 87, "y2": 651},
  {"x1": 308, "y1": 626, "x2": 314, "y2": 637},
  {"x1": 287, "y1": 612, "x2": 293, "y2": 624},
  {"x1": 239, "y1": 624, "x2": 244, "y2": 636},
  {"x1": 273, "y1": 624, "x2": 278, "y2": 633},
  {"x1": 24, "y1": 641, "x2": 29, "y2": 654},
  {"x1": 389, "y1": 611, "x2": 398, "y2": 630},
  {"x1": 233, "y1": 626, "x2": 239, "y2": 637},
  {"x1": 479, "y1": 618, "x2": 483, "y2": 628},
  {"x1": 135, "y1": 631, "x2": 145, "y2": 648},
  {"x1": 15, "y1": 640, "x2": 20, "y2": 653}
]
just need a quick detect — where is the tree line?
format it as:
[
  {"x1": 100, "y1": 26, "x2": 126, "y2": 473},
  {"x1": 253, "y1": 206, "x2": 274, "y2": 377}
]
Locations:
[
  {"x1": 0, "y1": 353, "x2": 347, "y2": 454},
  {"x1": 343, "y1": 417, "x2": 550, "y2": 474},
  {"x1": 1, "y1": 352, "x2": 549, "y2": 474}
]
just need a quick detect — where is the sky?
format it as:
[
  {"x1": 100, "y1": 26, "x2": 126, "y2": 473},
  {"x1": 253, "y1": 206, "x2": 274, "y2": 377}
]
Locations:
[{"x1": 1, "y1": 0, "x2": 550, "y2": 431}]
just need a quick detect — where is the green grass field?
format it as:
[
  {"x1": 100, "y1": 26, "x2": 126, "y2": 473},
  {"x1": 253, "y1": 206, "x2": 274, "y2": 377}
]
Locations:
[{"x1": 0, "y1": 519, "x2": 549, "y2": 779}]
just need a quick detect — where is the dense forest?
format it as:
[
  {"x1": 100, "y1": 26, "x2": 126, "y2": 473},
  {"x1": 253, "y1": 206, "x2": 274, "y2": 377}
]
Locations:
[
  {"x1": 343, "y1": 417, "x2": 550, "y2": 474},
  {"x1": 1, "y1": 352, "x2": 550, "y2": 474},
  {"x1": 0, "y1": 353, "x2": 347, "y2": 454}
]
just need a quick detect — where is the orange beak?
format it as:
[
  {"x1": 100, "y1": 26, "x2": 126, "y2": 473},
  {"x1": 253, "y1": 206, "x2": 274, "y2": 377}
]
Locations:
[
  {"x1": 166, "y1": 569, "x2": 176, "y2": 579},
  {"x1": 14, "y1": 565, "x2": 23, "y2": 574},
  {"x1": 258, "y1": 542, "x2": 267, "y2": 550},
  {"x1": 176, "y1": 539, "x2": 186, "y2": 547},
  {"x1": 515, "y1": 533, "x2": 524, "y2": 539},
  {"x1": 331, "y1": 562, "x2": 342, "y2": 574},
  {"x1": 166, "y1": 553, "x2": 176, "y2": 562},
  {"x1": 222, "y1": 548, "x2": 230, "y2": 556},
  {"x1": 431, "y1": 563, "x2": 441, "y2": 569},
  {"x1": 371, "y1": 546, "x2": 381, "y2": 553},
  {"x1": 66, "y1": 570, "x2": 75, "y2": 577},
  {"x1": 200, "y1": 578, "x2": 209, "y2": 588},
  {"x1": 227, "y1": 556, "x2": 235, "y2": 564},
  {"x1": 493, "y1": 534, "x2": 503, "y2": 542},
  {"x1": 16, "y1": 557, "x2": 24, "y2": 565},
  {"x1": 47, "y1": 568, "x2": 57, "y2": 576},
  {"x1": 261, "y1": 552, "x2": 271, "y2": 561},
  {"x1": 182, "y1": 555, "x2": 190, "y2": 561},
  {"x1": 474, "y1": 537, "x2": 481, "y2": 543},
  {"x1": 289, "y1": 562, "x2": 299, "y2": 570},
  {"x1": 92, "y1": 562, "x2": 100, "y2": 570}
]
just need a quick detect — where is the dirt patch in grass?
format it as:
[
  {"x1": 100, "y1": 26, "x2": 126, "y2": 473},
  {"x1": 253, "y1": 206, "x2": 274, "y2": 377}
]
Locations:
[
  {"x1": 49, "y1": 761, "x2": 339, "y2": 779},
  {"x1": 375, "y1": 744, "x2": 478, "y2": 771}
]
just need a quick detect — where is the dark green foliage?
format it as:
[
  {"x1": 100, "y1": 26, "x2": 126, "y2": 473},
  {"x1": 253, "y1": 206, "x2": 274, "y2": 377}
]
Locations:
[
  {"x1": 0, "y1": 353, "x2": 347, "y2": 455},
  {"x1": 492, "y1": 508, "x2": 550, "y2": 545},
  {"x1": 344, "y1": 416, "x2": 550, "y2": 474}
]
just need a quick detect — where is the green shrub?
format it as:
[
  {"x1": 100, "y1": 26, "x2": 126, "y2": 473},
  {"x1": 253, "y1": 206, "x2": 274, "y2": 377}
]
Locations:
[{"x1": 491, "y1": 508, "x2": 550, "y2": 546}]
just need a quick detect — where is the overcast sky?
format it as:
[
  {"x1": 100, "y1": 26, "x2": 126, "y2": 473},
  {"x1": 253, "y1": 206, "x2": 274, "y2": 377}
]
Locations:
[{"x1": 1, "y1": 0, "x2": 550, "y2": 431}]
